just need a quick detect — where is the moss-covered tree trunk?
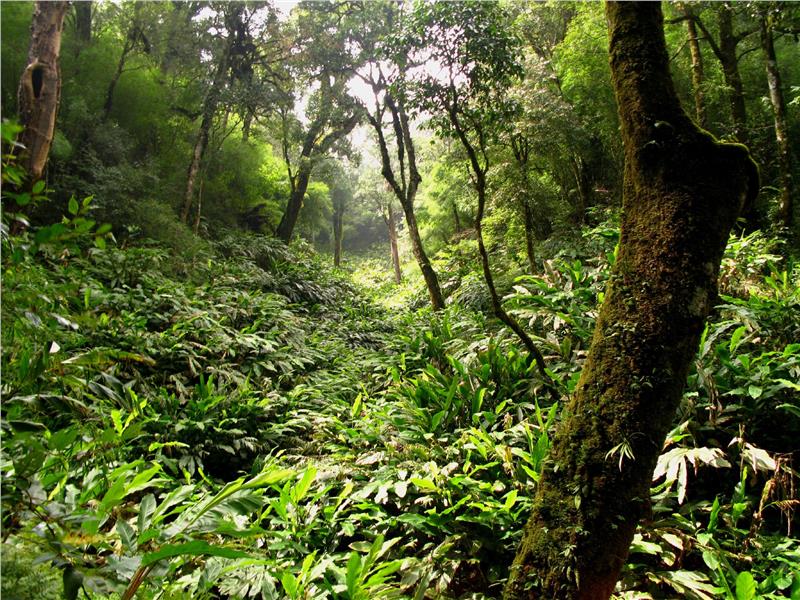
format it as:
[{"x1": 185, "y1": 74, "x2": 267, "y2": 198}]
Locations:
[
  {"x1": 760, "y1": 12, "x2": 794, "y2": 228},
  {"x1": 15, "y1": 0, "x2": 69, "y2": 183},
  {"x1": 504, "y1": 3, "x2": 758, "y2": 599},
  {"x1": 682, "y1": 4, "x2": 707, "y2": 128}
]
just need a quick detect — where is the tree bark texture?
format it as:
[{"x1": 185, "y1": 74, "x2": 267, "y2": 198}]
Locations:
[
  {"x1": 504, "y1": 3, "x2": 758, "y2": 599},
  {"x1": 683, "y1": 6, "x2": 707, "y2": 128},
  {"x1": 16, "y1": 0, "x2": 70, "y2": 183},
  {"x1": 760, "y1": 14, "x2": 794, "y2": 228}
]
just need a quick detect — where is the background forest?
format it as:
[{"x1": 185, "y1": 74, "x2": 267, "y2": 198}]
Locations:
[{"x1": 1, "y1": 1, "x2": 799, "y2": 599}]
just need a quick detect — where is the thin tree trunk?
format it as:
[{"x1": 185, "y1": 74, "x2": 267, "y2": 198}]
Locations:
[
  {"x1": 333, "y1": 196, "x2": 344, "y2": 267},
  {"x1": 103, "y1": 39, "x2": 133, "y2": 120},
  {"x1": 505, "y1": 3, "x2": 758, "y2": 598},
  {"x1": 388, "y1": 203, "x2": 402, "y2": 284},
  {"x1": 193, "y1": 178, "x2": 203, "y2": 235},
  {"x1": 523, "y1": 201, "x2": 537, "y2": 274},
  {"x1": 446, "y1": 103, "x2": 551, "y2": 381},
  {"x1": 15, "y1": 0, "x2": 69, "y2": 183},
  {"x1": 760, "y1": 13, "x2": 793, "y2": 228},
  {"x1": 683, "y1": 6, "x2": 707, "y2": 127},
  {"x1": 452, "y1": 201, "x2": 462, "y2": 232},
  {"x1": 181, "y1": 6, "x2": 241, "y2": 223},
  {"x1": 365, "y1": 95, "x2": 444, "y2": 309},
  {"x1": 404, "y1": 205, "x2": 444, "y2": 309}
]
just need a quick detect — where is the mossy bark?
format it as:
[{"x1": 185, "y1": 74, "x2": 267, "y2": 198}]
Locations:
[
  {"x1": 760, "y1": 13, "x2": 794, "y2": 228},
  {"x1": 504, "y1": 3, "x2": 758, "y2": 599}
]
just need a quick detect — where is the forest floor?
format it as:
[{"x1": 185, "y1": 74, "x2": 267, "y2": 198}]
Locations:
[{"x1": 2, "y1": 226, "x2": 799, "y2": 599}]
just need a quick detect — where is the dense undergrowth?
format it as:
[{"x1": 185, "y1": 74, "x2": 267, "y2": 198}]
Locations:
[{"x1": 2, "y1": 198, "x2": 799, "y2": 600}]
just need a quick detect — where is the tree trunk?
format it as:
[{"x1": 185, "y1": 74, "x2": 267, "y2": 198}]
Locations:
[
  {"x1": 403, "y1": 204, "x2": 444, "y2": 309},
  {"x1": 103, "y1": 39, "x2": 133, "y2": 120},
  {"x1": 74, "y1": 1, "x2": 92, "y2": 45},
  {"x1": 276, "y1": 161, "x2": 312, "y2": 243},
  {"x1": 504, "y1": 3, "x2": 758, "y2": 598},
  {"x1": 366, "y1": 94, "x2": 444, "y2": 309},
  {"x1": 760, "y1": 13, "x2": 793, "y2": 228},
  {"x1": 683, "y1": 6, "x2": 707, "y2": 128},
  {"x1": 333, "y1": 195, "x2": 344, "y2": 268},
  {"x1": 717, "y1": 4, "x2": 748, "y2": 144},
  {"x1": 523, "y1": 201, "x2": 537, "y2": 274},
  {"x1": 388, "y1": 203, "x2": 402, "y2": 284},
  {"x1": 452, "y1": 201, "x2": 462, "y2": 233},
  {"x1": 181, "y1": 6, "x2": 242, "y2": 224},
  {"x1": 15, "y1": 0, "x2": 69, "y2": 183}
]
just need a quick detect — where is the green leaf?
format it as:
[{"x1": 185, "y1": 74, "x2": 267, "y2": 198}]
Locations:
[
  {"x1": 503, "y1": 489, "x2": 518, "y2": 511},
  {"x1": 281, "y1": 571, "x2": 298, "y2": 599},
  {"x1": 729, "y1": 325, "x2": 746, "y2": 354},
  {"x1": 141, "y1": 541, "x2": 251, "y2": 566},
  {"x1": 346, "y1": 552, "x2": 362, "y2": 596},
  {"x1": 68, "y1": 196, "x2": 79, "y2": 215},
  {"x1": 138, "y1": 494, "x2": 156, "y2": 534},
  {"x1": 735, "y1": 571, "x2": 756, "y2": 600},
  {"x1": 410, "y1": 477, "x2": 437, "y2": 491},
  {"x1": 116, "y1": 520, "x2": 137, "y2": 552},
  {"x1": 292, "y1": 467, "x2": 316, "y2": 503},
  {"x1": 747, "y1": 385, "x2": 763, "y2": 399},
  {"x1": 32, "y1": 180, "x2": 46, "y2": 194}
]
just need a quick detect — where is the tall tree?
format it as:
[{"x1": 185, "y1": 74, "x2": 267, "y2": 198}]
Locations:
[
  {"x1": 353, "y1": 1, "x2": 444, "y2": 308},
  {"x1": 504, "y1": 3, "x2": 759, "y2": 599},
  {"x1": 679, "y1": 2, "x2": 707, "y2": 127},
  {"x1": 406, "y1": 1, "x2": 549, "y2": 369},
  {"x1": 684, "y1": 3, "x2": 755, "y2": 144},
  {"x1": 15, "y1": 0, "x2": 70, "y2": 183},
  {"x1": 274, "y1": 1, "x2": 362, "y2": 244},
  {"x1": 759, "y1": 3, "x2": 794, "y2": 228},
  {"x1": 180, "y1": 4, "x2": 242, "y2": 224}
]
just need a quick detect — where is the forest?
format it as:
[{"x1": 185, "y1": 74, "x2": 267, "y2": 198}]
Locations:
[{"x1": 1, "y1": 1, "x2": 799, "y2": 599}]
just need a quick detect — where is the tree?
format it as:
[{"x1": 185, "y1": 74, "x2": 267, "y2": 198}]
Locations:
[
  {"x1": 273, "y1": 1, "x2": 362, "y2": 244},
  {"x1": 180, "y1": 3, "x2": 243, "y2": 224},
  {"x1": 678, "y1": 2, "x2": 708, "y2": 128},
  {"x1": 15, "y1": 0, "x2": 70, "y2": 183},
  {"x1": 354, "y1": 0, "x2": 444, "y2": 309},
  {"x1": 358, "y1": 168, "x2": 403, "y2": 284},
  {"x1": 680, "y1": 3, "x2": 756, "y2": 144},
  {"x1": 405, "y1": 1, "x2": 548, "y2": 372},
  {"x1": 504, "y1": 3, "x2": 759, "y2": 598},
  {"x1": 759, "y1": 3, "x2": 794, "y2": 228}
]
